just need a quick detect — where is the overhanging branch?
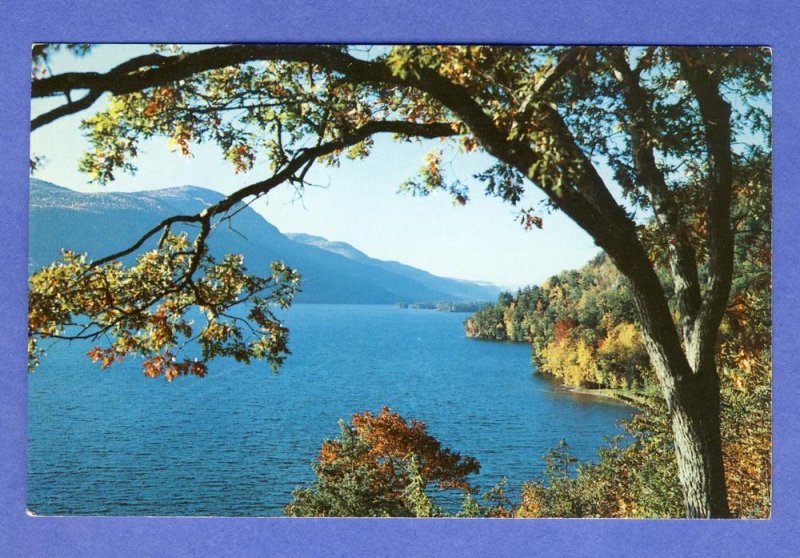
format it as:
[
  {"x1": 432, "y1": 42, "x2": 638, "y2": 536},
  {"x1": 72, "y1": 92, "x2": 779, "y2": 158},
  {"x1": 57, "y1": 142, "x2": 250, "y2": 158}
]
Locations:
[{"x1": 89, "y1": 119, "x2": 458, "y2": 269}]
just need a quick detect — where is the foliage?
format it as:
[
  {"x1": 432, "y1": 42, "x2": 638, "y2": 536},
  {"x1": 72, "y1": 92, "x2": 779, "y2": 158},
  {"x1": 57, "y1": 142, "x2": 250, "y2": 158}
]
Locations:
[
  {"x1": 456, "y1": 478, "x2": 515, "y2": 518},
  {"x1": 515, "y1": 412, "x2": 683, "y2": 518},
  {"x1": 514, "y1": 361, "x2": 771, "y2": 519},
  {"x1": 28, "y1": 234, "x2": 299, "y2": 379},
  {"x1": 719, "y1": 349, "x2": 772, "y2": 517},
  {"x1": 463, "y1": 142, "x2": 771, "y2": 517},
  {"x1": 284, "y1": 380, "x2": 770, "y2": 518},
  {"x1": 30, "y1": 44, "x2": 771, "y2": 516},
  {"x1": 285, "y1": 407, "x2": 479, "y2": 517},
  {"x1": 465, "y1": 254, "x2": 651, "y2": 389},
  {"x1": 466, "y1": 140, "x2": 770, "y2": 395}
]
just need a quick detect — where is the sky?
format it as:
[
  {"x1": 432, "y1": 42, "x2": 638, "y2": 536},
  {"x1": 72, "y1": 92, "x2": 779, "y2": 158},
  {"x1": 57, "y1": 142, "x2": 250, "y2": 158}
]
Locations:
[{"x1": 29, "y1": 44, "x2": 606, "y2": 290}]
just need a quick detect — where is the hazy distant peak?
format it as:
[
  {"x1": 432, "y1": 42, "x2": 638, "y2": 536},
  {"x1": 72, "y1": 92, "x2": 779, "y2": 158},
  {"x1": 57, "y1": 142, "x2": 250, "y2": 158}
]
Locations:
[
  {"x1": 288, "y1": 232, "x2": 500, "y2": 301},
  {"x1": 29, "y1": 179, "x2": 232, "y2": 216},
  {"x1": 287, "y1": 233, "x2": 372, "y2": 262},
  {"x1": 30, "y1": 178, "x2": 223, "y2": 201},
  {"x1": 143, "y1": 185, "x2": 225, "y2": 203}
]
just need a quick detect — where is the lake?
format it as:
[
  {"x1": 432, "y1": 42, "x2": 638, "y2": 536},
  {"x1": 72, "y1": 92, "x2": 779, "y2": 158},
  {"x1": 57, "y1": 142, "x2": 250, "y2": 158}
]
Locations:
[{"x1": 28, "y1": 304, "x2": 635, "y2": 516}]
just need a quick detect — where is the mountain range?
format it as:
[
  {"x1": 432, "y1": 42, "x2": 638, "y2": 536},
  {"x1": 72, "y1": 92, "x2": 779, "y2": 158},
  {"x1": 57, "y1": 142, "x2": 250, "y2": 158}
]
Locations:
[{"x1": 28, "y1": 179, "x2": 500, "y2": 304}]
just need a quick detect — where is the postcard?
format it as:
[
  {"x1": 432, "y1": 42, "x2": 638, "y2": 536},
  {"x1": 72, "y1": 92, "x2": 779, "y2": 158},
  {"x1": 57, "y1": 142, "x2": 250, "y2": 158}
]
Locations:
[
  {"x1": 26, "y1": 43, "x2": 771, "y2": 522},
  {"x1": 4, "y1": 2, "x2": 797, "y2": 554}
]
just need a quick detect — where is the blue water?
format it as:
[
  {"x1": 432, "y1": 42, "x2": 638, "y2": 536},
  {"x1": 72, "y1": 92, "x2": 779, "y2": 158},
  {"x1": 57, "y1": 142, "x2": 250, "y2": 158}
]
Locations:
[{"x1": 28, "y1": 304, "x2": 634, "y2": 516}]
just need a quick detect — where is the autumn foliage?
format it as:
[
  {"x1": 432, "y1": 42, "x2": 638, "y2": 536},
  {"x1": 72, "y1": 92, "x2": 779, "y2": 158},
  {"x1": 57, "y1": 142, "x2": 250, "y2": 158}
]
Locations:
[
  {"x1": 462, "y1": 162, "x2": 771, "y2": 517},
  {"x1": 28, "y1": 233, "x2": 300, "y2": 379},
  {"x1": 466, "y1": 254, "x2": 652, "y2": 390},
  {"x1": 327, "y1": 407, "x2": 478, "y2": 490},
  {"x1": 30, "y1": 44, "x2": 771, "y2": 517},
  {"x1": 285, "y1": 407, "x2": 479, "y2": 517}
]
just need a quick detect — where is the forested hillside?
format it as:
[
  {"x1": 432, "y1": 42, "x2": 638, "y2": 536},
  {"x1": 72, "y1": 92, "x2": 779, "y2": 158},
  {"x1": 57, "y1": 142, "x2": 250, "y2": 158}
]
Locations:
[
  {"x1": 461, "y1": 161, "x2": 771, "y2": 517},
  {"x1": 466, "y1": 253, "x2": 653, "y2": 391},
  {"x1": 465, "y1": 160, "x2": 770, "y2": 398}
]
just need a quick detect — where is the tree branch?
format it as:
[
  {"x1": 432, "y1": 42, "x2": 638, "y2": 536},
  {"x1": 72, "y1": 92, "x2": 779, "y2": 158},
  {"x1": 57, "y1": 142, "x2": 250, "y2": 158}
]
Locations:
[
  {"x1": 89, "y1": 119, "x2": 458, "y2": 269},
  {"x1": 33, "y1": 45, "x2": 691, "y2": 382},
  {"x1": 676, "y1": 49, "x2": 735, "y2": 373},
  {"x1": 31, "y1": 89, "x2": 103, "y2": 130},
  {"x1": 90, "y1": 213, "x2": 203, "y2": 268},
  {"x1": 534, "y1": 48, "x2": 584, "y2": 95},
  {"x1": 605, "y1": 49, "x2": 702, "y2": 344}
]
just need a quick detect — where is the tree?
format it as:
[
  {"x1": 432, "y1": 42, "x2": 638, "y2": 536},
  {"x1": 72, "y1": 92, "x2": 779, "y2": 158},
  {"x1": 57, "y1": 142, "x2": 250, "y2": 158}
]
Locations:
[
  {"x1": 284, "y1": 407, "x2": 479, "y2": 516},
  {"x1": 29, "y1": 44, "x2": 771, "y2": 517}
]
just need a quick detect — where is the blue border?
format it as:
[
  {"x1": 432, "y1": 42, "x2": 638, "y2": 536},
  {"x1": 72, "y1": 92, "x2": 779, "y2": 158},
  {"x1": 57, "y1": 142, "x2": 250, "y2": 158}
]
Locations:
[{"x1": 2, "y1": 1, "x2": 797, "y2": 556}]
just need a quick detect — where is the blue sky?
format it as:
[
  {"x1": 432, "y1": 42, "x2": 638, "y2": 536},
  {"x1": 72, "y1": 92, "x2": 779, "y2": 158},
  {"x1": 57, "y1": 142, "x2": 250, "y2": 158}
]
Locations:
[{"x1": 30, "y1": 44, "x2": 605, "y2": 289}]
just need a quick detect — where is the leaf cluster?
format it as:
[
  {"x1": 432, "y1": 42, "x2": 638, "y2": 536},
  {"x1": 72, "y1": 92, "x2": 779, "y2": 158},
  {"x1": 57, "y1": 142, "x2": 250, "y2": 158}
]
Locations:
[
  {"x1": 28, "y1": 233, "x2": 299, "y2": 379},
  {"x1": 285, "y1": 407, "x2": 479, "y2": 517}
]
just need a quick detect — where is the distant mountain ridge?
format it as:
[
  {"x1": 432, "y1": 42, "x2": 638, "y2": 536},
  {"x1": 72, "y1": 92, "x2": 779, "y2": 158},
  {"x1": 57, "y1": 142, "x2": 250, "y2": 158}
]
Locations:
[
  {"x1": 287, "y1": 233, "x2": 501, "y2": 303},
  {"x1": 28, "y1": 179, "x2": 500, "y2": 305}
]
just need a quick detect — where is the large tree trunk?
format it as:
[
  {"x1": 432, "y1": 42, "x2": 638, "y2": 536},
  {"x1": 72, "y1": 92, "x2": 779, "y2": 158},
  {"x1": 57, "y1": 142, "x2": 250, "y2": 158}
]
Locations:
[
  {"x1": 604, "y1": 228, "x2": 731, "y2": 518},
  {"x1": 624, "y1": 276, "x2": 730, "y2": 517},
  {"x1": 658, "y1": 358, "x2": 730, "y2": 517},
  {"x1": 628, "y1": 283, "x2": 731, "y2": 518}
]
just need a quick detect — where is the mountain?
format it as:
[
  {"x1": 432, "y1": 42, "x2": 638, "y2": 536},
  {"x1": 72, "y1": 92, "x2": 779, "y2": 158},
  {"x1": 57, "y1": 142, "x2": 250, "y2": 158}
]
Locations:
[
  {"x1": 287, "y1": 233, "x2": 501, "y2": 302},
  {"x1": 28, "y1": 179, "x2": 500, "y2": 305}
]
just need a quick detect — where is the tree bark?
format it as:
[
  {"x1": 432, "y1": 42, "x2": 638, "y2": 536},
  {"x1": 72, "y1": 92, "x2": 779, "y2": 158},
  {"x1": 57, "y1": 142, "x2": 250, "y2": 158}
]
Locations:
[
  {"x1": 657, "y1": 358, "x2": 729, "y2": 517},
  {"x1": 498, "y1": 90, "x2": 734, "y2": 517},
  {"x1": 605, "y1": 230, "x2": 730, "y2": 518}
]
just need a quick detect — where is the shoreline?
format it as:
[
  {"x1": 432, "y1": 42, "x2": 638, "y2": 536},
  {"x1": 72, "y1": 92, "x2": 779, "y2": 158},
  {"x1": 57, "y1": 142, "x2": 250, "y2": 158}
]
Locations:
[
  {"x1": 560, "y1": 384, "x2": 653, "y2": 408},
  {"x1": 465, "y1": 333, "x2": 653, "y2": 409}
]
